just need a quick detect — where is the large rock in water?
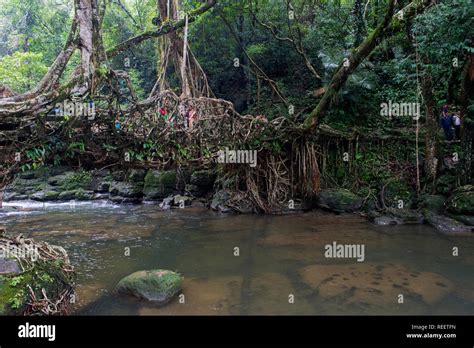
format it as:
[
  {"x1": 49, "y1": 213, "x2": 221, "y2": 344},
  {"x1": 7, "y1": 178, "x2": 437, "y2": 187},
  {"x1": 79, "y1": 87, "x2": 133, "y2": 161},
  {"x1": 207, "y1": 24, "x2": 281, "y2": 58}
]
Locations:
[
  {"x1": 318, "y1": 188, "x2": 363, "y2": 212},
  {"x1": 424, "y1": 212, "x2": 473, "y2": 235},
  {"x1": 445, "y1": 185, "x2": 474, "y2": 215},
  {"x1": 115, "y1": 270, "x2": 183, "y2": 304},
  {"x1": 143, "y1": 170, "x2": 177, "y2": 200}
]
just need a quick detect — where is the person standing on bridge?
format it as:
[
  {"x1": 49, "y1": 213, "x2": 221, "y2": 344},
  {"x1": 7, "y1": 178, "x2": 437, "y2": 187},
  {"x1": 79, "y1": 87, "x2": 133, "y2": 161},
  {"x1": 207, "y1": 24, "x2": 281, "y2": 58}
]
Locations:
[
  {"x1": 440, "y1": 105, "x2": 453, "y2": 141},
  {"x1": 453, "y1": 110, "x2": 462, "y2": 140}
]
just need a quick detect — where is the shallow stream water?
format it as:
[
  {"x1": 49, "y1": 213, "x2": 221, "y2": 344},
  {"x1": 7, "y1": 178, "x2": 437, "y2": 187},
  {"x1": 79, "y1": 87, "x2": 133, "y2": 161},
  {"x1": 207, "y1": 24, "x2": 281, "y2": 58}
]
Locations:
[{"x1": 1, "y1": 201, "x2": 473, "y2": 315}]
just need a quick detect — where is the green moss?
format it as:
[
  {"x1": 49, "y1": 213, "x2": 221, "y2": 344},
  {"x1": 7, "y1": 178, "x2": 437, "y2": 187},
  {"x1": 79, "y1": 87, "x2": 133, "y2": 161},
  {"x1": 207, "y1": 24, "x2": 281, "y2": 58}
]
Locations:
[
  {"x1": 61, "y1": 171, "x2": 92, "y2": 191},
  {"x1": 116, "y1": 270, "x2": 182, "y2": 304},
  {"x1": 0, "y1": 259, "x2": 75, "y2": 315},
  {"x1": 160, "y1": 171, "x2": 176, "y2": 187},
  {"x1": 0, "y1": 272, "x2": 33, "y2": 315},
  {"x1": 144, "y1": 170, "x2": 176, "y2": 189}
]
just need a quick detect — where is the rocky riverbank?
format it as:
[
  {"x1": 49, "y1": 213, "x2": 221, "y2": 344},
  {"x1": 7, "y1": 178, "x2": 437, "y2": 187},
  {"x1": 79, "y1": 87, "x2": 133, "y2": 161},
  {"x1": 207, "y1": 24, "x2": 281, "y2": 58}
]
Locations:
[{"x1": 1, "y1": 167, "x2": 472, "y2": 235}]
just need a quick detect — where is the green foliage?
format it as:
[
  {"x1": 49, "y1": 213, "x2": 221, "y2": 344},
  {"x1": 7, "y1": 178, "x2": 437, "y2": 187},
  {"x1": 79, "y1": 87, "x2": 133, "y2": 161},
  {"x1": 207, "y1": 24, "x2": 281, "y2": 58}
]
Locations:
[{"x1": 0, "y1": 51, "x2": 48, "y2": 92}]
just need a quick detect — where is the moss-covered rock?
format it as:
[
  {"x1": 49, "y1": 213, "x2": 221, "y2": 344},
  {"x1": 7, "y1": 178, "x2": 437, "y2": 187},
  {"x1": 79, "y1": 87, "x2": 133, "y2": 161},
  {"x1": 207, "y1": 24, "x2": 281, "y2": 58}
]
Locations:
[
  {"x1": 0, "y1": 237, "x2": 76, "y2": 315},
  {"x1": 190, "y1": 170, "x2": 216, "y2": 188},
  {"x1": 445, "y1": 185, "x2": 474, "y2": 215},
  {"x1": 60, "y1": 171, "x2": 92, "y2": 191},
  {"x1": 418, "y1": 194, "x2": 446, "y2": 214},
  {"x1": 127, "y1": 169, "x2": 146, "y2": 183},
  {"x1": 109, "y1": 181, "x2": 143, "y2": 198},
  {"x1": 143, "y1": 170, "x2": 177, "y2": 200},
  {"x1": 318, "y1": 188, "x2": 363, "y2": 212},
  {"x1": 30, "y1": 190, "x2": 59, "y2": 201},
  {"x1": 115, "y1": 270, "x2": 182, "y2": 304},
  {"x1": 210, "y1": 189, "x2": 232, "y2": 213}
]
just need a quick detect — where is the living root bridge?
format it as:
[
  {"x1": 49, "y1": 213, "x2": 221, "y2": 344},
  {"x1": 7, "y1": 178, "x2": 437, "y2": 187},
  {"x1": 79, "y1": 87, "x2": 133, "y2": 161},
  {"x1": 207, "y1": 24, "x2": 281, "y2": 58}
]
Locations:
[{"x1": 0, "y1": 233, "x2": 76, "y2": 315}]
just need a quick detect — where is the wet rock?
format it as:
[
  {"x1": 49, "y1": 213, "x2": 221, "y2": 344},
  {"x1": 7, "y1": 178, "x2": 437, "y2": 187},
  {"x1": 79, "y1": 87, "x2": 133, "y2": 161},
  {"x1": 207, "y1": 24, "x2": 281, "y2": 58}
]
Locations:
[
  {"x1": 424, "y1": 212, "x2": 473, "y2": 235},
  {"x1": 30, "y1": 190, "x2": 59, "y2": 201},
  {"x1": 210, "y1": 190, "x2": 232, "y2": 213},
  {"x1": 386, "y1": 208, "x2": 424, "y2": 224},
  {"x1": 143, "y1": 170, "x2": 177, "y2": 200},
  {"x1": 159, "y1": 196, "x2": 173, "y2": 210},
  {"x1": 92, "y1": 193, "x2": 109, "y2": 200},
  {"x1": 190, "y1": 170, "x2": 216, "y2": 195},
  {"x1": 445, "y1": 185, "x2": 474, "y2": 215},
  {"x1": 128, "y1": 169, "x2": 146, "y2": 183},
  {"x1": 58, "y1": 190, "x2": 77, "y2": 200},
  {"x1": 90, "y1": 179, "x2": 110, "y2": 193},
  {"x1": 373, "y1": 216, "x2": 404, "y2": 225},
  {"x1": 18, "y1": 171, "x2": 36, "y2": 180},
  {"x1": 185, "y1": 184, "x2": 200, "y2": 196},
  {"x1": 318, "y1": 188, "x2": 363, "y2": 212},
  {"x1": 110, "y1": 196, "x2": 141, "y2": 204},
  {"x1": 138, "y1": 276, "x2": 242, "y2": 315},
  {"x1": 58, "y1": 188, "x2": 94, "y2": 201},
  {"x1": 172, "y1": 195, "x2": 192, "y2": 207},
  {"x1": 0, "y1": 258, "x2": 21, "y2": 275},
  {"x1": 109, "y1": 181, "x2": 142, "y2": 199},
  {"x1": 115, "y1": 270, "x2": 183, "y2": 304},
  {"x1": 74, "y1": 190, "x2": 95, "y2": 201},
  {"x1": 445, "y1": 213, "x2": 474, "y2": 226},
  {"x1": 47, "y1": 174, "x2": 69, "y2": 186},
  {"x1": 2, "y1": 192, "x2": 23, "y2": 202},
  {"x1": 111, "y1": 170, "x2": 127, "y2": 181}
]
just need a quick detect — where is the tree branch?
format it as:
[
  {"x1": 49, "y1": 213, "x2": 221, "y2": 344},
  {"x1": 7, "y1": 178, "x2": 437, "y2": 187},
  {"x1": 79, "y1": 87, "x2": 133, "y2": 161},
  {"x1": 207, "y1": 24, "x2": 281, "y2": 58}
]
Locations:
[{"x1": 303, "y1": 0, "x2": 434, "y2": 133}]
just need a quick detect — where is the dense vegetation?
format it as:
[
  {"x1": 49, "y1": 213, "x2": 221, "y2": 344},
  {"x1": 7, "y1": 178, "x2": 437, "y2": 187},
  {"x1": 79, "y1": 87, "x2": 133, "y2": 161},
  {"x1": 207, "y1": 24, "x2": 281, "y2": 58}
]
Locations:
[{"x1": 0, "y1": 0, "x2": 472, "y2": 213}]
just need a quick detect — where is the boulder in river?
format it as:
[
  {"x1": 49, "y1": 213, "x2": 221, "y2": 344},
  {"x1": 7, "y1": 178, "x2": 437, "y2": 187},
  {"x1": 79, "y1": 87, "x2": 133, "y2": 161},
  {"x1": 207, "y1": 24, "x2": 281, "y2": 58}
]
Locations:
[
  {"x1": 318, "y1": 188, "x2": 363, "y2": 212},
  {"x1": 188, "y1": 169, "x2": 216, "y2": 196},
  {"x1": 116, "y1": 270, "x2": 183, "y2": 304},
  {"x1": 109, "y1": 181, "x2": 143, "y2": 203},
  {"x1": 424, "y1": 211, "x2": 473, "y2": 235},
  {"x1": 143, "y1": 170, "x2": 177, "y2": 200},
  {"x1": 210, "y1": 190, "x2": 232, "y2": 213}
]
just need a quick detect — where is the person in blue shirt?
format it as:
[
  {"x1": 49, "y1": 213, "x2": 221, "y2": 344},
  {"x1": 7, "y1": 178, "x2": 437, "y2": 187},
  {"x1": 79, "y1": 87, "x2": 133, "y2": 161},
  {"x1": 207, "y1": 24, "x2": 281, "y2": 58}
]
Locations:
[{"x1": 440, "y1": 105, "x2": 453, "y2": 141}]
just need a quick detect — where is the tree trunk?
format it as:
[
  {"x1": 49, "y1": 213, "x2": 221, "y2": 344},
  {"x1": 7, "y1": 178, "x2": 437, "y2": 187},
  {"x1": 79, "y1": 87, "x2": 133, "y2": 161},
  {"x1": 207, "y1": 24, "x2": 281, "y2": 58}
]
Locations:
[{"x1": 303, "y1": 0, "x2": 434, "y2": 132}]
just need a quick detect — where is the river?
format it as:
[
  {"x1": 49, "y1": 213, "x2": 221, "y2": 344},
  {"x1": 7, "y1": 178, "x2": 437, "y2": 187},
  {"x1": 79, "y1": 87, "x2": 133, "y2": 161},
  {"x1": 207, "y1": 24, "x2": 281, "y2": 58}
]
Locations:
[{"x1": 1, "y1": 201, "x2": 473, "y2": 315}]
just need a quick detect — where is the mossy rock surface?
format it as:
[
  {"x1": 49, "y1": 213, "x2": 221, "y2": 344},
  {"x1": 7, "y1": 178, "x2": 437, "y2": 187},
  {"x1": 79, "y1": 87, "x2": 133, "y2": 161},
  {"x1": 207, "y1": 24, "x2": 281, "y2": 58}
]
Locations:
[
  {"x1": 116, "y1": 270, "x2": 183, "y2": 304},
  {"x1": 445, "y1": 185, "x2": 474, "y2": 215},
  {"x1": 30, "y1": 190, "x2": 59, "y2": 201},
  {"x1": 127, "y1": 169, "x2": 146, "y2": 183},
  {"x1": 418, "y1": 194, "x2": 446, "y2": 214},
  {"x1": 143, "y1": 170, "x2": 177, "y2": 199},
  {"x1": 318, "y1": 188, "x2": 363, "y2": 212},
  {"x1": 109, "y1": 181, "x2": 143, "y2": 198},
  {"x1": 0, "y1": 259, "x2": 74, "y2": 315},
  {"x1": 190, "y1": 170, "x2": 216, "y2": 188}
]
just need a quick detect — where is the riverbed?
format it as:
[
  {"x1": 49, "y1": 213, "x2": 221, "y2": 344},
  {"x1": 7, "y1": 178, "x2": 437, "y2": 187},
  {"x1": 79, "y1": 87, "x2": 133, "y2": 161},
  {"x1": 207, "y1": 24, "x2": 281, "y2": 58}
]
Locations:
[{"x1": 1, "y1": 201, "x2": 473, "y2": 315}]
